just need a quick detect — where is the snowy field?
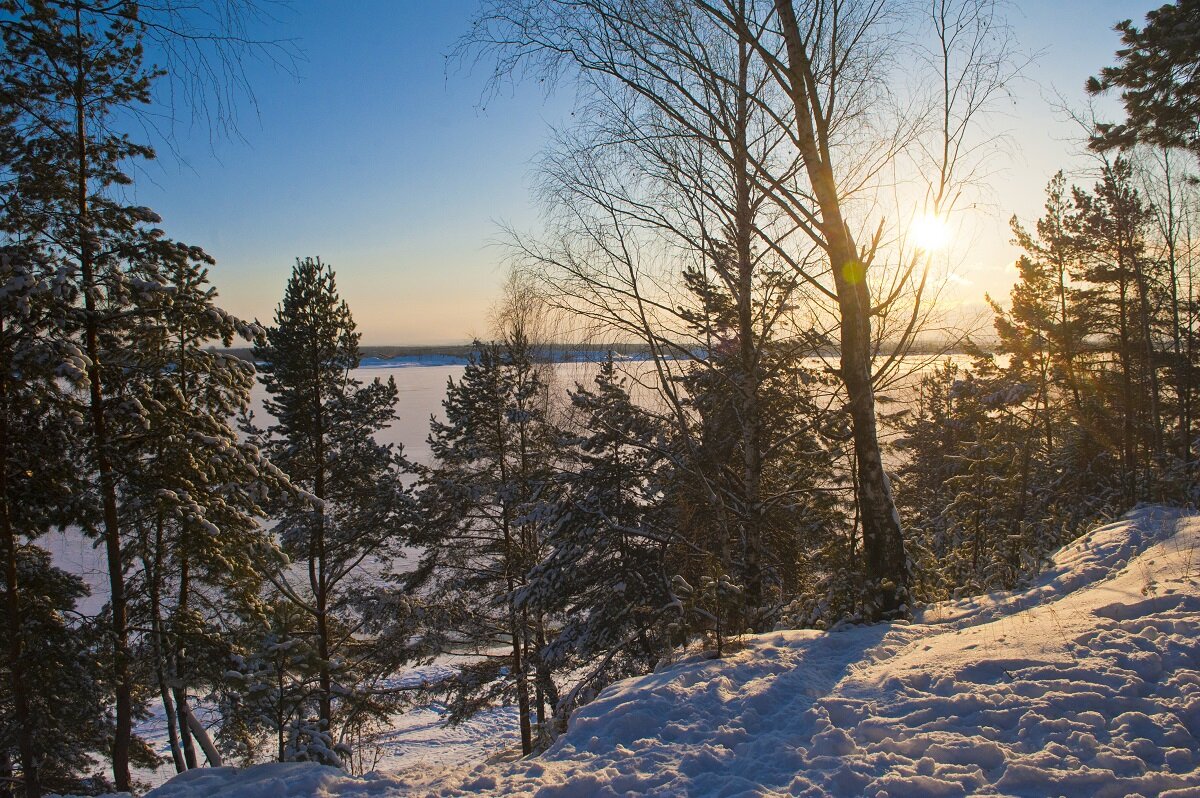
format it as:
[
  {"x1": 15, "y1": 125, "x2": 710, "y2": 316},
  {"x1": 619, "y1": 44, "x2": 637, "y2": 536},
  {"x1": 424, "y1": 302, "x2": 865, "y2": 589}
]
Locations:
[{"x1": 124, "y1": 504, "x2": 1200, "y2": 797}]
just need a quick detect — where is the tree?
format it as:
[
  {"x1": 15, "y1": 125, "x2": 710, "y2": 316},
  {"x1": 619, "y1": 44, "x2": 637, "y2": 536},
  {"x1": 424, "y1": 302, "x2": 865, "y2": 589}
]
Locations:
[
  {"x1": 519, "y1": 355, "x2": 678, "y2": 731},
  {"x1": 1088, "y1": 0, "x2": 1200, "y2": 157},
  {"x1": 118, "y1": 252, "x2": 287, "y2": 774},
  {"x1": 410, "y1": 334, "x2": 559, "y2": 755},
  {"x1": 0, "y1": 548, "x2": 114, "y2": 797},
  {"x1": 0, "y1": 2, "x2": 285, "y2": 786},
  {"x1": 221, "y1": 598, "x2": 330, "y2": 765},
  {"x1": 1072, "y1": 158, "x2": 1164, "y2": 502},
  {"x1": 250, "y1": 257, "x2": 413, "y2": 766},
  {"x1": 1008, "y1": 172, "x2": 1089, "y2": 417},
  {"x1": 1, "y1": 5, "x2": 156, "y2": 783},
  {"x1": 0, "y1": 247, "x2": 90, "y2": 797},
  {"x1": 467, "y1": 0, "x2": 1019, "y2": 620},
  {"x1": 706, "y1": 0, "x2": 1018, "y2": 617}
]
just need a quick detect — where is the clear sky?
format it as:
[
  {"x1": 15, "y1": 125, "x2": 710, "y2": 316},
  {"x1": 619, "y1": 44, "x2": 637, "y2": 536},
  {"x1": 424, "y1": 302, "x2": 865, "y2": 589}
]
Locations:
[{"x1": 130, "y1": 0, "x2": 1161, "y2": 345}]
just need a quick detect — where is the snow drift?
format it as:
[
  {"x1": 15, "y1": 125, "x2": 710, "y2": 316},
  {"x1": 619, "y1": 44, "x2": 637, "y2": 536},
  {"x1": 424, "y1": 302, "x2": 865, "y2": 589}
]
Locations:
[{"x1": 144, "y1": 505, "x2": 1200, "y2": 797}]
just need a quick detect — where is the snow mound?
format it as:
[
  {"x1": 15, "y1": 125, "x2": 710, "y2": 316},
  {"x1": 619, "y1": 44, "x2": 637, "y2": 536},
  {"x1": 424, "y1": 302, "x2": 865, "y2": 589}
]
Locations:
[
  {"x1": 143, "y1": 763, "x2": 393, "y2": 798},
  {"x1": 147, "y1": 506, "x2": 1200, "y2": 797}
]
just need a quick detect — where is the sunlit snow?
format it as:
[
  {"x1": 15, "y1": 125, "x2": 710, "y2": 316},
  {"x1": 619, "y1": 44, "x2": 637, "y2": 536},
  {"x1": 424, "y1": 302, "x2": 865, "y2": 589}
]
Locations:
[{"x1": 137, "y1": 505, "x2": 1200, "y2": 797}]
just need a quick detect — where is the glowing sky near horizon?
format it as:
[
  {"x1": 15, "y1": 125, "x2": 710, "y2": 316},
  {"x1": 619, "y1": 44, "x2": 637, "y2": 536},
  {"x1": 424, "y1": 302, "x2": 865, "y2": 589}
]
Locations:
[{"x1": 131, "y1": 0, "x2": 1161, "y2": 345}]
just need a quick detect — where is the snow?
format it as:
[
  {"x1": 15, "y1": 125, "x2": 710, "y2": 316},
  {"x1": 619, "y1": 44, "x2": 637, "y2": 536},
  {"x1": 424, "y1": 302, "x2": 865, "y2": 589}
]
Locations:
[
  {"x1": 359, "y1": 355, "x2": 471, "y2": 368},
  {"x1": 130, "y1": 505, "x2": 1200, "y2": 797}
]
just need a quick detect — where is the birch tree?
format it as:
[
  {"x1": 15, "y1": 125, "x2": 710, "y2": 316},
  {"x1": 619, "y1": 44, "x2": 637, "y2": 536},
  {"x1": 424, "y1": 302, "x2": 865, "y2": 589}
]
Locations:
[{"x1": 466, "y1": 0, "x2": 1018, "y2": 619}]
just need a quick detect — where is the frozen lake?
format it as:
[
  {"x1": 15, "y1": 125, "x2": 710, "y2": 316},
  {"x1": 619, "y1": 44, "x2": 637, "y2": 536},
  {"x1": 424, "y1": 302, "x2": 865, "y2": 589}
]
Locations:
[
  {"x1": 245, "y1": 358, "x2": 678, "y2": 466},
  {"x1": 47, "y1": 353, "x2": 961, "y2": 615}
]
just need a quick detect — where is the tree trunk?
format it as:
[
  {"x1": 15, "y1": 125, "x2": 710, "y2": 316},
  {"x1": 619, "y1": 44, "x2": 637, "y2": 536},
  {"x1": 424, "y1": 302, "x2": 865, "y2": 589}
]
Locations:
[
  {"x1": 1118, "y1": 278, "x2": 1138, "y2": 504},
  {"x1": 496, "y1": 393, "x2": 532, "y2": 755},
  {"x1": 181, "y1": 702, "x2": 223, "y2": 766},
  {"x1": 773, "y1": 0, "x2": 909, "y2": 618},
  {"x1": 732, "y1": 23, "x2": 765, "y2": 629},
  {"x1": 174, "y1": 551, "x2": 198, "y2": 769},
  {"x1": 73, "y1": 7, "x2": 132, "y2": 784},
  {"x1": 1132, "y1": 253, "x2": 1164, "y2": 467},
  {"x1": 149, "y1": 515, "x2": 185, "y2": 773},
  {"x1": 312, "y1": 378, "x2": 333, "y2": 740}
]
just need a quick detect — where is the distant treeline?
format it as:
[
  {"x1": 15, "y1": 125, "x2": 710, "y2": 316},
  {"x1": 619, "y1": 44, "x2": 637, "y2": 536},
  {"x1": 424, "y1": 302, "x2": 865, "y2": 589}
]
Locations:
[{"x1": 217, "y1": 340, "x2": 984, "y2": 365}]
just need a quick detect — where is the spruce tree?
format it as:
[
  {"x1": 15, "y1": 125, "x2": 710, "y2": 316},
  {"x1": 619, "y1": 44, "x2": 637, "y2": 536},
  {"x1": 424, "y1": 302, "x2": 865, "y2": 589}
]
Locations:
[
  {"x1": 250, "y1": 256, "x2": 413, "y2": 766},
  {"x1": 519, "y1": 355, "x2": 676, "y2": 729},
  {"x1": 411, "y1": 335, "x2": 558, "y2": 755},
  {"x1": 220, "y1": 599, "x2": 322, "y2": 764},
  {"x1": 0, "y1": 548, "x2": 114, "y2": 796}
]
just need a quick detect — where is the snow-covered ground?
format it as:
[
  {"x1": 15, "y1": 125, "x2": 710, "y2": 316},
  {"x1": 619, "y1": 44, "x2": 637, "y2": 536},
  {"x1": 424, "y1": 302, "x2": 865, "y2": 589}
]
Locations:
[{"x1": 133, "y1": 505, "x2": 1200, "y2": 797}]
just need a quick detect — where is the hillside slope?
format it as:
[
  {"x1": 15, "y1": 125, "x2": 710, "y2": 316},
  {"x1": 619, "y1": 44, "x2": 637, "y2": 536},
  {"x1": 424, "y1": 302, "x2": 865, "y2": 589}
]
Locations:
[{"x1": 146, "y1": 506, "x2": 1200, "y2": 798}]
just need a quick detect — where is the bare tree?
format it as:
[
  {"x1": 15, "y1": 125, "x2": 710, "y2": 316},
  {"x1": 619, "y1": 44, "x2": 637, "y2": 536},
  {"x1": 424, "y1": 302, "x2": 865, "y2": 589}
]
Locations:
[
  {"x1": 467, "y1": 0, "x2": 1017, "y2": 620},
  {"x1": 478, "y1": 0, "x2": 852, "y2": 629}
]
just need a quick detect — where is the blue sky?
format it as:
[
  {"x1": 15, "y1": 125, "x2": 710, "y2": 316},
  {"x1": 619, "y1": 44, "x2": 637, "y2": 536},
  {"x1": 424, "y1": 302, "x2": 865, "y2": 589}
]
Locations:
[{"x1": 132, "y1": 0, "x2": 1159, "y2": 344}]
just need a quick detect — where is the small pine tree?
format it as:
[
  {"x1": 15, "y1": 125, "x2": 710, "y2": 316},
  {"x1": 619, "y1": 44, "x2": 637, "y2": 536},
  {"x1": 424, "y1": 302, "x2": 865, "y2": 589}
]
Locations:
[
  {"x1": 0, "y1": 547, "x2": 114, "y2": 796},
  {"x1": 411, "y1": 336, "x2": 558, "y2": 756},
  {"x1": 673, "y1": 267, "x2": 846, "y2": 628},
  {"x1": 221, "y1": 599, "x2": 328, "y2": 765},
  {"x1": 519, "y1": 355, "x2": 677, "y2": 730}
]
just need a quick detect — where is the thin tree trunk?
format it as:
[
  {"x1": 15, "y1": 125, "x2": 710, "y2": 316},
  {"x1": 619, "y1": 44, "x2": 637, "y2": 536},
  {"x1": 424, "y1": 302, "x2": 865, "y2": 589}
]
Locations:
[
  {"x1": 1132, "y1": 254, "x2": 1164, "y2": 465},
  {"x1": 312, "y1": 370, "x2": 333, "y2": 739},
  {"x1": 496, "y1": 389, "x2": 532, "y2": 755},
  {"x1": 160, "y1": 682, "x2": 184, "y2": 773},
  {"x1": 277, "y1": 654, "x2": 287, "y2": 761},
  {"x1": 149, "y1": 514, "x2": 185, "y2": 773},
  {"x1": 1160, "y1": 151, "x2": 1189, "y2": 462},
  {"x1": 72, "y1": 7, "x2": 132, "y2": 785},
  {"x1": 181, "y1": 702, "x2": 223, "y2": 766},
  {"x1": 1054, "y1": 249, "x2": 1084, "y2": 416},
  {"x1": 174, "y1": 550, "x2": 198, "y2": 769},
  {"x1": 732, "y1": 20, "x2": 765, "y2": 629},
  {"x1": 1118, "y1": 278, "x2": 1138, "y2": 504}
]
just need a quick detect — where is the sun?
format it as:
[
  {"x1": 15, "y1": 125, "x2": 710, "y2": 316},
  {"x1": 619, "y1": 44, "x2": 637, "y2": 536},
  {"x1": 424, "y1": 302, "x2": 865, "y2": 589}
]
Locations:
[{"x1": 910, "y1": 212, "x2": 951, "y2": 253}]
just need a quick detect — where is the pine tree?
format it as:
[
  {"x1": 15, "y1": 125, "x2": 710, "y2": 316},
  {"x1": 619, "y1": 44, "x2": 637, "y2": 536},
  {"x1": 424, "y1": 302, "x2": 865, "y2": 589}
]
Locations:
[
  {"x1": 2, "y1": 4, "x2": 295, "y2": 783},
  {"x1": 250, "y1": 257, "x2": 413, "y2": 766},
  {"x1": 1072, "y1": 158, "x2": 1165, "y2": 502},
  {"x1": 519, "y1": 355, "x2": 676, "y2": 730},
  {"x1": 220, "y1": 599, "x2": 326, "y2": 764},
  {"x1": 118, "y1": 252, "x2": 288, "y2": 773},
  {"x1": 896, "y1": 354, "x2": 1051, "y2": 595},
  {"x1": 411, "y1": 335, "x2": 558, "y2": 755},
  {"x1": 672, "y1": 267, "x2": 845, "y2": 629},
  {"x1": 893, "y1": 359, "x2": 962, "y2": 600},
  {"x1": 0, "y1": 1, "x2": 248, "y2": 786},
  {"x1": 0, "y1": 248, "x2": 95, "y2": 797},
  {"x1": 1088, "y1": 0, "x2": 1200, "y2": 156}
]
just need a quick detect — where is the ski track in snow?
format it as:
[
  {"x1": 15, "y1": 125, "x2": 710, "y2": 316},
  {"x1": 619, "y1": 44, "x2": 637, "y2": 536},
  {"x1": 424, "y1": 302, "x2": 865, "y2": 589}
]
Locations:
[{"x1": 104, "y1": 506, "x2": 1200, "y2": 797}]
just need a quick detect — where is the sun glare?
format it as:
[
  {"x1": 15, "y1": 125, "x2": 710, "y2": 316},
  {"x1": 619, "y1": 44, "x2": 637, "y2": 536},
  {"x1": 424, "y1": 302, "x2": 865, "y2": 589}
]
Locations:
[{"x1": 911, "y1": 212, "x2": 951, "y2": 253}]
